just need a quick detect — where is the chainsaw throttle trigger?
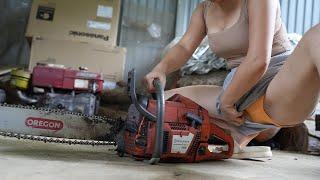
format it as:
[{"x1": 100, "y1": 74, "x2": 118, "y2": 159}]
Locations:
[{"x1": 186, "y1": 112, "x2": 203, "y2": 128}]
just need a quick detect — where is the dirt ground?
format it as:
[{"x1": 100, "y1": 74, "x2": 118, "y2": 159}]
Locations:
[{"x1": 0, "y1": 136, "x2": 319, "y2": 180}]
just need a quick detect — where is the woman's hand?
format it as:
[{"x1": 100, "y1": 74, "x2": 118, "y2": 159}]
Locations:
[
  {"x1": 220, "y1": 102, "x2": 244, "y2": 126},
  {"x1": 144, "y1": 70, "x2": 166, "y2": 92}
]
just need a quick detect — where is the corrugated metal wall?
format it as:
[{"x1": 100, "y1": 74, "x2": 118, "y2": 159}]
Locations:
[
  {"x1": 119, "y1": 0, "x2": 177, "y2": 82},
  {"x1": 176, "y1": 0, "x2": 320, "y2": 36},
  {"x1": 175, "y1": 0, "x2": 202, "y2": 37},
  {"x1": 280, "y1": 0, "x2": 320, "y2": 34}
]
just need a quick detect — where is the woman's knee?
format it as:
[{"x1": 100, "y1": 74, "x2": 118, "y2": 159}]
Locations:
[
  {"x1": 300, "y1": 24, "x2": 320, "y2": 48},
  {"x1": 294, "y1": 24, "x2": 320, "y2": 66},
  {"x1": 311, "y1": 23, "x2": 320, "y2": 32}
]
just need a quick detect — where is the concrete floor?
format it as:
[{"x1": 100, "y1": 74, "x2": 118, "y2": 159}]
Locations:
[{"x1": 0, "y1": 137, "x2": 319, "y2": 180}]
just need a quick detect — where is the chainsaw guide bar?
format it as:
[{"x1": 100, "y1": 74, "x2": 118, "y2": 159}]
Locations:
[{"x1": 0, "y1": 103, "x2": 123, "y2": 146}]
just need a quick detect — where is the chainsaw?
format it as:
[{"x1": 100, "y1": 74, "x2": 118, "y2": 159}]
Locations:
[
  {"x1": 0, "y1": 68, "x2": 234, "y2": 164},
  {"x1": 116, "y1": 69, "x2": 234, "y2": 164}
]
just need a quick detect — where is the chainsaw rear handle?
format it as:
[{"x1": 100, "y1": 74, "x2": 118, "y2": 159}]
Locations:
[{"x1": 127, "y1": 69, "x2": 165, "y2": 165}]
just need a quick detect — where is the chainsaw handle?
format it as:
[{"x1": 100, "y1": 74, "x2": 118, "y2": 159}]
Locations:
[
  {"x1": 149, "y1": 78, "x2": 164, "y2": 165},
  {"x1": 127, "y1": 69, "x2": 164, "y2": 165},
  {"x1": 127, "y1": 69, "x2": 156, "y2": 122}
]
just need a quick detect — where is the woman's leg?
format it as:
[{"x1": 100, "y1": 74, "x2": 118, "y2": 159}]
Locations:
[
  {"x1": 165, "y1": 85, "x2": 275, "y2": 148},
  {"x1": 265, "y1": 24, "x2": 320, "y2": 126},
  {"x1": 165, "y1": 85, "x2": 223, "y2": 117}
]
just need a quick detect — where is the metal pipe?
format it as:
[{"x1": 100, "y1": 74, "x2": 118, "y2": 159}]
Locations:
[{"x1": 16, "y1": 90, "x2": 38, "y2": 104}]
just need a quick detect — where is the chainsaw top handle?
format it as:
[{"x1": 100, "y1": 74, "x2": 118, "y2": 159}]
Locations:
[
  {"x1": 127, "y1": 69, "x2": 163, "y2": 122},
  {"x1": 149, "y1": 78, "x2": 164, "y2": 165},
  {"x1": 127, "y1": 69, "x2": 164, "y2": 165}
]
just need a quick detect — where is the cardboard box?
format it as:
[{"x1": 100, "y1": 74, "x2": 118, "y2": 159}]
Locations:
[
  {"x1": 29, "y1": 37, "x2": 126, "y2": 82},
  {"x1": 26, "y1": 0, "x2": 121, "y2": 46}
]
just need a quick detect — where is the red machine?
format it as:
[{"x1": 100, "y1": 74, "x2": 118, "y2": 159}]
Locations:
[
  {"x1": 32, "y1": 64, "x2": 103, "y2": 93},
  {"x1": 117, "y1": 69, "x2": 234, "y2": 164},
  {"x1": 12, "y1": 64, "x2": 104, "y2": 116}
]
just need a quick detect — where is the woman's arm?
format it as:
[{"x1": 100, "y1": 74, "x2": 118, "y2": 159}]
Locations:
[
  {"x1": 145, "y1": 3, "x2": 207, "y2": 91},
  {"x1": 220, "y1": 0, "x2": 279, "y2": 125}
]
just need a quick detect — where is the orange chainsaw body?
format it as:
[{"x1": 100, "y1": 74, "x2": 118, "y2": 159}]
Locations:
[{"x1": 122, "y1": 94, "x2": 234, "y2": 163}]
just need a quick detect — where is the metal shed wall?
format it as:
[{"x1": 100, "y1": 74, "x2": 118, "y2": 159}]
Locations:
[
  {"x1": 119, "y1": 0, "x2": 177, "y2": 82},
  {"x1": 280, "y1": 0, "x2": 320, "y2": 34}
]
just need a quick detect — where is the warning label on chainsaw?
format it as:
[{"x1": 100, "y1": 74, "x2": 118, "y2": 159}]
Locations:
[
  {"x1": 171, "y1": 133, "x2": 194, "y2": 154},
  {"x1": 25, "y1": 117, "x2": 63, "y2": 131}
]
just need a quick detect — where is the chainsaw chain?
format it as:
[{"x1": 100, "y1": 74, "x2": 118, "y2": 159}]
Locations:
[
  {"x1": 0, "y1": 132, "x2": 115, "y2": 146},
  {"x1": 0, "y1": 103, "x2": 124, "y2": 146}
]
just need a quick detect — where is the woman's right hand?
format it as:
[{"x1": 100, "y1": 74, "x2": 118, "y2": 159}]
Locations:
[{"x1": 144, "y1": 70, "x2": 166, "y2": 92}]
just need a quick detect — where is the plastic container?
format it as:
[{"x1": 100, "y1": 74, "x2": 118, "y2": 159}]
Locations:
[{"x1": 10, "y1": 69, "x2": 31, "y2": 90}]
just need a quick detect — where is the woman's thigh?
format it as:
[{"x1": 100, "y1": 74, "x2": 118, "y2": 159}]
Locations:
[
  {"x1": 165, "y1": 85, "x2": 223, "y2": 118},
  {"x1": 265, "y1": 26, "x2": 320, "y2": 126},
  {"x1": 165, "y1": 85, "x2": 258, "y2": 147}
]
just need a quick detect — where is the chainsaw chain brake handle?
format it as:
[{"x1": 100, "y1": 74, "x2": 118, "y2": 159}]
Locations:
[{"x1": 127, "y1": 69, "x2": 164, "y2": 165}]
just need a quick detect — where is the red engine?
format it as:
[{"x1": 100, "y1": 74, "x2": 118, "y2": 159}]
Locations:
[
  {"x1": 32, "y1": 64, "x2": 103, "y2": 93},
  {"x1": 13, "y1": 64, "x2": 104, "y2": 116}
]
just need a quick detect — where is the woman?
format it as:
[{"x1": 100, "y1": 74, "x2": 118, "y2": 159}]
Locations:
[{"x1": 144, "y1": 0, "x2": 320, "y2": 152}]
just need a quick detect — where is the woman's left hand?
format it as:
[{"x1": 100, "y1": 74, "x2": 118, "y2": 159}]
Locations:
[{"x1": 220, "y1": 103, "x2": 244, "y2": 126}]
